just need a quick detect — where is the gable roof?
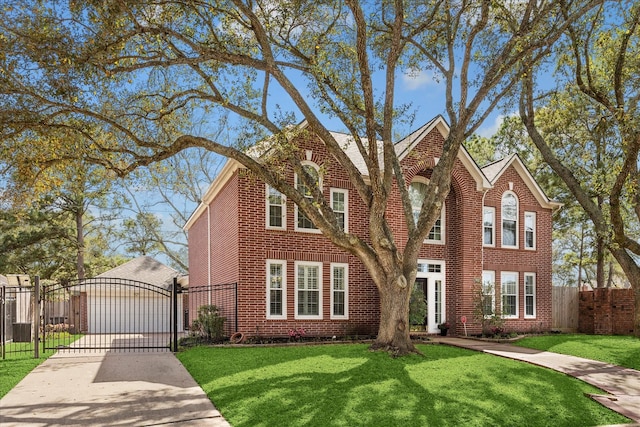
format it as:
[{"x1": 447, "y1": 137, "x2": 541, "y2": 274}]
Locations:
[
  {"x1": 481, "y1": 154, "x2": 562, "y2": 210},
  {"x1": 97, "y1": 256, "x2": 181, "y2": 289},
  {"x1": 184, "y1": 116, "x2": 559, "y2": 230}
]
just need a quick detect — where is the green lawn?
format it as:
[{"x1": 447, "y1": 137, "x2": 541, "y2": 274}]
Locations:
[
  {"x1": 177, "y1": 343, "x2": 629, "y2": 426},
  {"x1": 1, "y1": 334, "x2": 83, "y2": 399},
  {"x1": 0, "y1": 344, "x2": 55, "y2": 399},
  {"x1": 514, "y1": 334, "x2": 640, "y2": 370}
]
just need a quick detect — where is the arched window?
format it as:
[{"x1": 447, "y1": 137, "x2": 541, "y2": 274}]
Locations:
[
  {"x1": 295, "y1": 163, "x2": 321, "y2": 231},
  {"x1": 409, "y1": 178, "x2": 444, "y2": 243},
  {"x1": 501, "y1": 192, "x2": 518, "y2": 248}
]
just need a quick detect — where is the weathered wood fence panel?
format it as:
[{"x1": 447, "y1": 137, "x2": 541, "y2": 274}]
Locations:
[{"x1": 552, "y1": 286, "x2": 579, "y2": 332}]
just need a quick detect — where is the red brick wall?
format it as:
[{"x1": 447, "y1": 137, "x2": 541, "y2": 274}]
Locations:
[
  {"x1": 479, "y1": 165, "x2": 554, "y2": 334},
  {"x1": 579, "y1": 289, "x2": 635, "y2": 335},
  {"x1": 187, "y1": 125, "x2": 556, "y2": 338},
  {"x1": 187, "y1": 173, "x2": 240, "y2": 327}
]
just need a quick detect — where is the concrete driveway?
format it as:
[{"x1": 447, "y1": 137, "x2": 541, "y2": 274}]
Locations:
[{"x1": 0, "y1": 350, "x2": 230, "y2": 426}]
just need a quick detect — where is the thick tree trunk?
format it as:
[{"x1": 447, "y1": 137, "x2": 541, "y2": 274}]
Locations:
[{"x1": 370, "y1": 274, "x2": 419, "y2": 356}]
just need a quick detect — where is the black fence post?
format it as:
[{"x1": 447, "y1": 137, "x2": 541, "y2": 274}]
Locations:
[
  {"x1": 172, "y1": 277, "x2": 178, "y2": 352},
  {"x1": 1, "y1": 285, "x2": 5, "y2": 360},
  {"x1": 34, "y1": 276, "x2": 40, "y2": 359}
]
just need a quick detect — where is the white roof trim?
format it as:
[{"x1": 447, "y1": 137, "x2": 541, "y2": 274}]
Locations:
[
  {"x1": 488, "y1": 154, "x2": 562, "y2": 210},
  {"x1": 396, "y1": 116, "x2": 492, "y2": 191},
  {"x1": 183, "y1": 159, "x2": 242, "y2": 231}
]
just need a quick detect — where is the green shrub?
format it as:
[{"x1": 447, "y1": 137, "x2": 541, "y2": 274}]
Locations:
[{"x1": 191, "y1": 305, "x2": 226, "y2": 342}]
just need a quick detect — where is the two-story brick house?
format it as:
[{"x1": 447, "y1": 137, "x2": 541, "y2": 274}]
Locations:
[{"x1": 184, "y1": 116, "x2": 560, "y2": 337}]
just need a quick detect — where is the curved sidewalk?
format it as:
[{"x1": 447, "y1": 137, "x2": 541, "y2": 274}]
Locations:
[
  {"x1": 0, "y1": 351, "x2": 230, "y2": 427},
  {"x1": 434, "y1": 336, "x2": 640, "y2": 424}
]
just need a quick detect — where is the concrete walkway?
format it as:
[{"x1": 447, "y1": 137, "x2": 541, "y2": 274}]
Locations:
[
  {"x1": 0, "y1": 351, "x2": 231, "y2": 426},
  {"x1": 433, "y1": 336, "x2": 640, "y2": 424}
]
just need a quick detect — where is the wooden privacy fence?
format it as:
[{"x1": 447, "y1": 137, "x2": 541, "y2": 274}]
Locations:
[{"x1": 552, "y1": 286, "x2": 579, "y2": 332}]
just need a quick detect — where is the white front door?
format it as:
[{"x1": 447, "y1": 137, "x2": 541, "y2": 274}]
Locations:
[{"x1": 417, "y1": 261, "x2": 445, "y2": 334}]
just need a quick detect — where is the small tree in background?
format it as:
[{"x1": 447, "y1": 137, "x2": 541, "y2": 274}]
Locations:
[{"x1": 472, "y1": 278, "x2": 504, "y2": 337}]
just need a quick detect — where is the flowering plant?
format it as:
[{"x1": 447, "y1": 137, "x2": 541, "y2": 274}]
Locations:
[
  {"x1": 288, "y1": 327, "x2": 306, "y2": 340},
  {"x1": 438, "y1": 322, "x2": 450, "y2": 330}
]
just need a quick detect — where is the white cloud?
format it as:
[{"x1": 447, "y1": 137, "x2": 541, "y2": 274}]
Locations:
[
  {"x1": 477, "y1": 114, "x2": 506, "y2": 138},
  {"x1": 401, "y1": 68, "x2": 436, "y2": 90}
]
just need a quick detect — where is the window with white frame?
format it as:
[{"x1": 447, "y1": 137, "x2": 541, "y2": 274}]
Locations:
[
  {"x1": 331, "y1": 189, "x2": 348, "y2": 232},
  {"x1": 483, "y1": 207, "x2": 495, "y2": 246},
  {"x1": 524, "y1": 212, "x2": 536, "y2": 250},
  {"x1": 330, "y1": 263, "x2": 348, "y2": 319},
  {"x1": 409, "y1": 178, "x2": 445, "y2": 243},
  {"x1": 295, "y1": 261, "x2": 322, "y2": 319},
  {"x1": 295, "y1": 163, "x2": 320, "y2": 232},
  {"x1": 481, "y1": 271, "x2": 495, "y2": 316},
  {"x1": 501, "y1": 271, "x2": 518, "y2": 318},
  {"x1": 502, "y1": 192, "x2": 518, "y2": 248},
  {"x1": 525, "y1": 273, "x2": 536, "y2": 318},
  {"x1": 266, "y1": 260, "x2": 286, "y2": 319},
  {"x1": 266, "y1": 185, "x2": 286, "y2": 229}
]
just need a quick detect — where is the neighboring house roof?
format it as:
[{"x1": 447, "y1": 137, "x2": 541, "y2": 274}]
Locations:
[
  {"x1": 2, "y1": 274, "x2": 32, "y2": 287},
  {"x1": 97, "y1": 256, "x2": 181, "y2": 290},
  {"x1": 481, "y1": 154, "x2": 562, "y2": 210}
]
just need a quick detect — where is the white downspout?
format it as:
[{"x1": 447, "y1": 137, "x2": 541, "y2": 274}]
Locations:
[{"x1": 207, "y1": 204, "x2": 212, "y2": 305}]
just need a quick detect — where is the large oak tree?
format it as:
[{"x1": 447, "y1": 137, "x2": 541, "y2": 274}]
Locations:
[
  {"x1": 520, "y1": 0, "x2": 640, "y2": 334},
  {"x1": 0, "y1": 0, "x2": 601, "y2": 353}
]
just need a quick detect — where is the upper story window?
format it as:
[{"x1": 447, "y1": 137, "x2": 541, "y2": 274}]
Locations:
[
  {"x1": 330, "y1": 188, "x2": 348, "y2": 232},
  {"x1": 295, "y1": 163, "x2": 321, "y2": 232},
  {"x1": 409, "y1": 178, "x2": 445, "y2": 244},
  {"x1": 483, "y1": 207, "x2": 495, "y2": 246},
  {"x1": 501, "y1": 192, "x2": 518, "y2": 248},
  {"x1": 524, "y1": 211, "x2": 536, "y2": 250},
  {"x1": 266, "y1": 185, "x2": 286, "y2": 230}
]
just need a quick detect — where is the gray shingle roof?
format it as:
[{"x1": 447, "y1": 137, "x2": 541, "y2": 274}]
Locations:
[{"x1": 97, "y1": 256, "x2": 180, "y2": 290}]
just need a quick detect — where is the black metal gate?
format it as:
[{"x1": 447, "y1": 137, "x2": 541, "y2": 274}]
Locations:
[
  {"x1": 0, "y1": 284, "x2": 36, "y2": 359},
  {"x1": 40, "y1": 277, "x2": 181, "y2": 353}
]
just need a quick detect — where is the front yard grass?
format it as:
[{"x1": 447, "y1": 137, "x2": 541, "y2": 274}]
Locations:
[
  {"x1": 514, "y1": 334, "x2": 640, "y2": 370},
  {"x1": 0, "y1": 345, "x2": 55, "y2": 399},
  {"x1": 177, "y1": 343, "x2": 629, "y2": 426}
]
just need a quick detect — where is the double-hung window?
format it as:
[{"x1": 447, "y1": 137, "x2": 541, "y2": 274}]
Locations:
[
  {"x1": 409, "y1": 179, "x2": 445, "y2": 243},
  {"x1": 501, "y1": 271, "x2": 518, "y2": 318},
  {"x1": 525, "y1": 273, "x2": 536, "y2": 318},
  {"x1": 481, "y1": 271, "x2": 495, "y2": 317},
  {"x1": 330, "y1": 263, "x2": 348, "y2": 319},
  {"x1": 483, "y1": 207, "x2": 495, "y2": 246},
  {"x1": 524, "y1": 212, "x2": 536, "y2": 250},
  {"x1": 295, "y1": 261, "x2": 322, "y2": 319},
  {"x1": 266, "y1": 260, "x2": 286, "y2": 319},
  {"x1": 295, "y1": 164, "x2": 320, "y2": 232},
  {"x1": 266, "y1": 185, "x2": 286, "y2": 229},
  {"x1": 502, "y1": 192, "x2": 518, "y2": 248},
  {"x1": 331, "y1": 189, "x2": 348, "y2": 232}
]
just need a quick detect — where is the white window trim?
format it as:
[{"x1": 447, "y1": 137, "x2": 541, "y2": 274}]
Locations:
[
  {"x1": 330, "y1": 263, "x2": 349, "y2": 319},
  {"x1": 330, "y1": 188, "x2": 349, "y2": 233},
  {"x1": 266, "y1": 260, "x2": 287, "y2": 320},
  {"x1": 524, "y1": 272, "x2": 536, "y2": 319},
  {"x1": 265, "y1": 184, "x2": 286, "y2": 230},
  {"x1": 524, "y1": 211, "x2": 536, "y2": 250},
  {"x1": 483, "y1": 206, "x2": 495, "y2": 247},
  {"x1": 294, "y1": 261, "x2": 323, "y2": 320},
  {"x1": 294, "y1": 162, "x2": 322, "y2": 234},
  {"x1": 501, "y1": 271, "x2": 519, "y2": 318},
  {"x1": 410, "y1": 176, "x2": 445, "y2": 245},
  {"x1": 482, "y1": 270, "x2": 496, "y2": 317},
  {"x1": 501, "y1": 191, "x2": 519, "y2": 249}
]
